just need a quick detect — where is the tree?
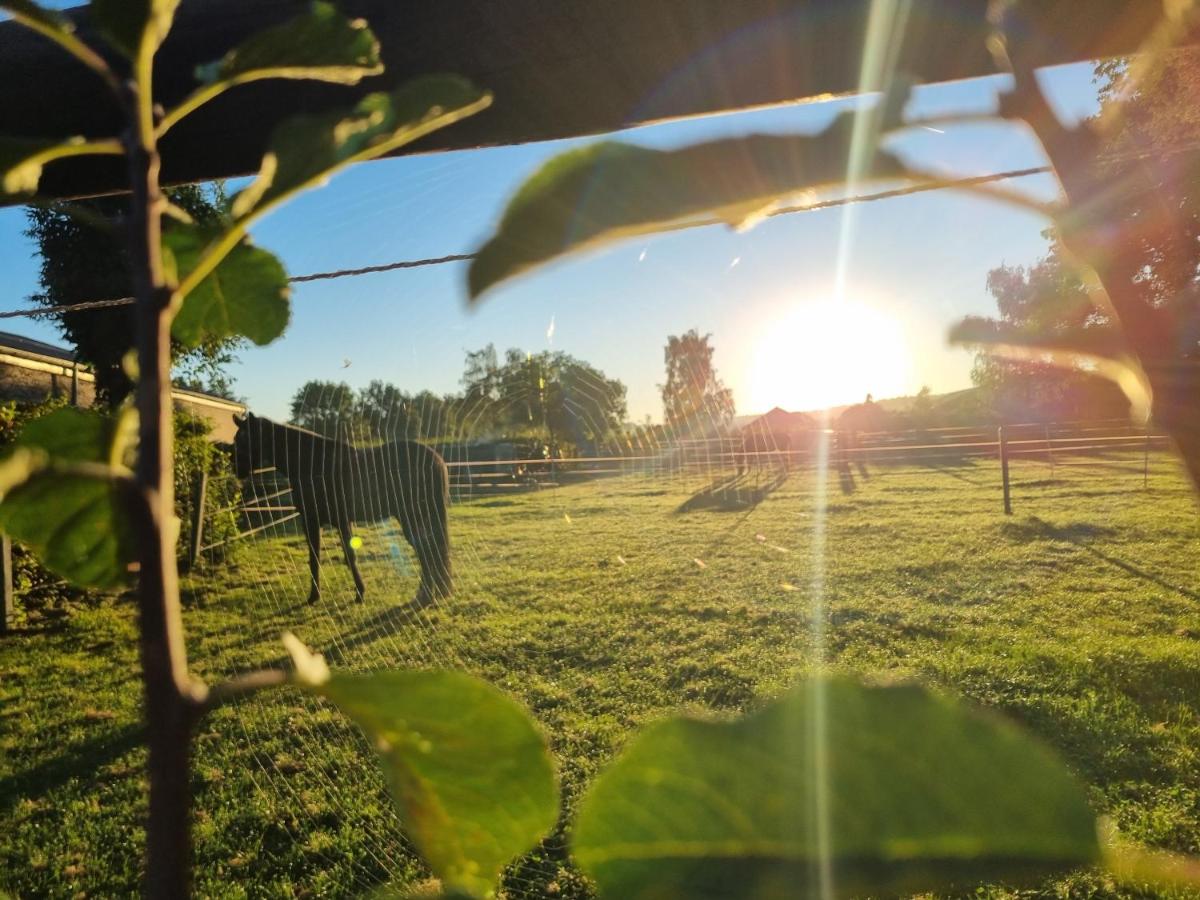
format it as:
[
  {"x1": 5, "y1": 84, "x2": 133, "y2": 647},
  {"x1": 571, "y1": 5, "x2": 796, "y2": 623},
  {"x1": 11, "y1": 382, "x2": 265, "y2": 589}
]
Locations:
[
  {"x1": 660, "y1": 329, "x2": 735, "y2": 433},
  {"x1": 967, "y1": 250, "x2": 1129, "y2": 421},
  {"x1": 356, "y1": 379, "x2": 416, "y2": 439},
  {"x1": 289, "y1": 380, "x2": 360, "y2": 439},
  {"x1": 910, "y1": 385, "x2": 934, "y2": 426},
  {"x1": 968, "y1": 48, "x2": 1200, "y2": 423},
  {"x1": 25, "y1": 185, "x2": 243, "y2": 404},
  {"x1": 458, "y1": 343, "x2": 504, "y2": 434},
  {"x1": 459, "y1": 346, "x2": 628, "y2": 450}
]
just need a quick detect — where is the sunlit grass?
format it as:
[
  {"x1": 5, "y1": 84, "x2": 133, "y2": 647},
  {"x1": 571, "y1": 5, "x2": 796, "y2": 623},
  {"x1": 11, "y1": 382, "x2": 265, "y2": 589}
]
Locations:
[{"x1": 1, "y1": 451, "x2": 1198, "y2": 897}]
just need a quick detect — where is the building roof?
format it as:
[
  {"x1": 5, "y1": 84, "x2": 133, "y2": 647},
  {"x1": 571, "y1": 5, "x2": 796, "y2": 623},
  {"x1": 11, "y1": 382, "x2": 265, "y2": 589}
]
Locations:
[
  {"x1": 0, "y1": 330, "x2": 244, "y2": 410},
  {"x1": 0, "y1": 331, "x2": 76, "y2": 363}
]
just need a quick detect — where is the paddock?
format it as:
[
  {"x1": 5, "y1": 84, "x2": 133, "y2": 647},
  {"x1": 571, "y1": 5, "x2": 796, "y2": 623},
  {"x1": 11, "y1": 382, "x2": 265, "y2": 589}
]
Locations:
[{"x1": 3, "y1": 447, "x2": 1197, "y2": 897}]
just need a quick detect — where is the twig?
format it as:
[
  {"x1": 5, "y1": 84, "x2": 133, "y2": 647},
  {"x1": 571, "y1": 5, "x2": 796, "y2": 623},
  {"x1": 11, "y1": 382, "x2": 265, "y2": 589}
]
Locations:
[{"x1": 192, "y1": 668, "x2": 289, "y2": 712}]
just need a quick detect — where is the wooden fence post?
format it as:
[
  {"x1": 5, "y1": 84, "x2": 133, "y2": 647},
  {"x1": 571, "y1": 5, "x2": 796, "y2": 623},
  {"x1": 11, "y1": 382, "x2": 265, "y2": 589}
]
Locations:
[
  {"x1": 186, "y1": 468, "x2": 208, "y2": 571},
  {"x1": 1, "y1": 535, "x2": 12, "y2": 634},
  {"x1": 999, "y1": 426, "x2": 1012, "y2": 515}
]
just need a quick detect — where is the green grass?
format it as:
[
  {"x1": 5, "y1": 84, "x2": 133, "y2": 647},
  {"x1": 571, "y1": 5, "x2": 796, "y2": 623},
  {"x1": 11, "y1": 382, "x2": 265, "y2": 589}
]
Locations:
[{"x1": 2, "y1": 451, "x2": 1200, "y2": 898}]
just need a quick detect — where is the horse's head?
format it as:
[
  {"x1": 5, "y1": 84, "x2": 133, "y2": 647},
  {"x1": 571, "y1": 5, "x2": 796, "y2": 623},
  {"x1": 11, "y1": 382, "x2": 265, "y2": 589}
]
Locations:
[{"x1": 231, "y1": 411, "x2": 269, "y2": 479}]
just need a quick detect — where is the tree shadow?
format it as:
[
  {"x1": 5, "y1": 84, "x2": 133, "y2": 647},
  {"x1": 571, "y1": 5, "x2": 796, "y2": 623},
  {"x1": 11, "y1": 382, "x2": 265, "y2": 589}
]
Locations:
[
  {"x1": 0, "y1": 723, "x2": 143, "y2": 813},
  {"x1": 676, "y1": 470, "x2": 788, "y2": 513},
  {"x1": 1002, "y1": 516, "x2": 1200, "y2": 602}
]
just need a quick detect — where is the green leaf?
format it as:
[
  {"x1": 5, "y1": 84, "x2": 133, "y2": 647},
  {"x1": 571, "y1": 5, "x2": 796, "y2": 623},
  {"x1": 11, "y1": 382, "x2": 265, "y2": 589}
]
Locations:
[
  {"x1": 0, "y1": 472, "x2": 135, "y2": 589},
  {"x1": 15, "y1": 405, "x2": 136, "y2": 467},
  {"x1": 0, "y1": 408, "x2": 137, "y2": 590},
  {"x1": 306, "y1": 669, "x2": 559, "y2": 898},
  {"x1": 165, "y1": 225, "x2": 290, "y2": 348},
  {"x1": 0, "y1": 137, "x2": 120, "y2": 197},
  {"x1": 573, "y1": 679, "x2": 1099, "y2": 899},
  {"x1": 230, "y1": 75, "x2": 491, "y2": 224},
  {"x1": 194, "y1": 1, "x2": 382, "y2": 86},
  {"x1": 950, "y1": 317, "x2": 1151, "y2": 420},
  {"x1": 92, "y1": 0, "x2": 178, "y2": 58},
  {"x1": 467, "y1": 116, "x2": 905, "y2": 300}
]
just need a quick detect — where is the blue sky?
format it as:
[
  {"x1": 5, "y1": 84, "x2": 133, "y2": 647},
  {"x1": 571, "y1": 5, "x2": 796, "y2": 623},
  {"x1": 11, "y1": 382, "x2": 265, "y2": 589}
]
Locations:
[{"x1": 0, "y1": 33, "x2": 1102, "y2": 421}]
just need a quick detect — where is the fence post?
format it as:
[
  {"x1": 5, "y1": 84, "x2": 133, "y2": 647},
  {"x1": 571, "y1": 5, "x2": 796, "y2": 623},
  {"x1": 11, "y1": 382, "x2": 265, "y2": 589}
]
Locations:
[
  {"x1": 1, "y1": 535, "x2": 12, "y2": 634},
  {"x1": 186, "y1": 468, "x2": 208, "y2": 572},
  {"x1": 999, "y1": 425, "x2": 1012, "y2": 515},
  {"x1": 1144, "y1": 423, "x2": 1151, "y2": 489},
  {"x1": 1045, "y1": 423, "x2": 1055, "y2": 478}
]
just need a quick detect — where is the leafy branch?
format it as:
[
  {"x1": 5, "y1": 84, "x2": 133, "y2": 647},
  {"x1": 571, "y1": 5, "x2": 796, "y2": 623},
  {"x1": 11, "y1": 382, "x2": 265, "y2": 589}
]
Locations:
[{"x1": 0, "y1": 2, "x2": 528, "y2": 897}]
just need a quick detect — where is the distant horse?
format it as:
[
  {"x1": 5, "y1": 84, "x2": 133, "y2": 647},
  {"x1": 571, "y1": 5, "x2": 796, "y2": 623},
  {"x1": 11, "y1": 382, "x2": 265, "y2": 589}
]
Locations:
[{"x1": 231, "y1": 413, "x2": 452, "y2": 606}]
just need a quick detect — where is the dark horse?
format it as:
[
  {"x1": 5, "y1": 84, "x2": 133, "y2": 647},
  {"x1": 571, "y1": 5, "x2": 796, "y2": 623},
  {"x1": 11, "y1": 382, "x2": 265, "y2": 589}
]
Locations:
[{"x1": 232, "y1": 413, "x2": 452, "y2": 606}]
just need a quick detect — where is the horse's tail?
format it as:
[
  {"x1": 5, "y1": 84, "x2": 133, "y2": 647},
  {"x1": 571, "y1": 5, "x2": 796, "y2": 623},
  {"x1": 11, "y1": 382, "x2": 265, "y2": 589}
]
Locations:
[{"x1": 416, "y1": 444, "x2": 452, "y2": 599}]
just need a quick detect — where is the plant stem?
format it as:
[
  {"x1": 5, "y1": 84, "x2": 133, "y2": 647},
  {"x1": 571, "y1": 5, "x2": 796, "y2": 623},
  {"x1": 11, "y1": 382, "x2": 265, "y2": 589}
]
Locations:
[{"x1": 126, "y1": 80, "x2": 195, "y2": 896}]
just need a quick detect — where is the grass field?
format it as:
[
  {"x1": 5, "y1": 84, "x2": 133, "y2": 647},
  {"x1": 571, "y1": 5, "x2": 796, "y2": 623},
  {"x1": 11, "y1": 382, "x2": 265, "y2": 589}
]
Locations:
[{"x1": 2, "y1": 450, "x2": 1200, "y2": 898}]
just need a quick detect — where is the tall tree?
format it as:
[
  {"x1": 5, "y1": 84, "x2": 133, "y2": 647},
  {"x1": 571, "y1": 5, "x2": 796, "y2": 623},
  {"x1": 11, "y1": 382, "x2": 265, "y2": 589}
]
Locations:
[
  {"x1": 460, "y1": 346, "x2": 627, "y2": 450},
  {"x1": 458, "y1": 344, "x2": 504, "y2": 433},
  {"x1": 289, "y1": 380, "x2": 360, "y2": 439},
  {"x1": 356, "y1": 379, "x2": 416, "y2": 439},
  {"x1": 660, "y1": 329, "x2": 735, "y2": 433},
  {"x1": 25, "y1": 184, "x2": 243, "y2": 404},
  {"x1": 968, "y1": 48, "x2": 1199, "y2": 422},
  {"x1": 967, "y1": 250, "x2": 1129, "y2": 421}
]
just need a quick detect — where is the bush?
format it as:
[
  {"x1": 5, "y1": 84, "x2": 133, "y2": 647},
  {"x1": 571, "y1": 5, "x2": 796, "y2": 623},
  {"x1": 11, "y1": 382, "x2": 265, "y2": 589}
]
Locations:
[{"x1": 0, "y1": 401, "x2": 241, "y2": 624}]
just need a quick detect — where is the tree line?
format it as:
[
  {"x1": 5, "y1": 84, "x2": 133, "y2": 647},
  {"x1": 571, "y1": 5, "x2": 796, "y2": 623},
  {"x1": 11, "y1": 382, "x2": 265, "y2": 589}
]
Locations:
[{"x1": 290, "y1": 345, "x2": 629, "y2": 454}]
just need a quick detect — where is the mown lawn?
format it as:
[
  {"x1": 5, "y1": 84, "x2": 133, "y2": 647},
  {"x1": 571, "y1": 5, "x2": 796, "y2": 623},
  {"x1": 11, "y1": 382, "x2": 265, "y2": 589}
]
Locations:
[{"x1": 2, "y1": 451, "x2": 1199, "y2": 898}]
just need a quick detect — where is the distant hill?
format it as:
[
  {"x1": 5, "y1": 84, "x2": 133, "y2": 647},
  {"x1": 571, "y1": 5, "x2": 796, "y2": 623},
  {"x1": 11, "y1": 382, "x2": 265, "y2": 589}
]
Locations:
[{"x1": 797, "y1": 387, "x2": 983, "y2": 423}]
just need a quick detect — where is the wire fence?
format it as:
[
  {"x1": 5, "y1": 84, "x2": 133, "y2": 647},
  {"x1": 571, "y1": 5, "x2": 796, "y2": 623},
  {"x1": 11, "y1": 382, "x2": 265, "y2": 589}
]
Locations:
[{"x1": 181, "y1": 418, "x2": 1174, "y2": 566}]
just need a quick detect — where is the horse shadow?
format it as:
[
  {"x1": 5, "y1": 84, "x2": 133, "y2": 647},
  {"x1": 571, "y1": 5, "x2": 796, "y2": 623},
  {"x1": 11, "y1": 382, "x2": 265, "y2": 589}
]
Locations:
[
  {"x1": 677, "y1": 470, "x2": 788, "y2": 513},
  {"x1": 837, "y1": 460, "x2": 857, "y2": 495},
  {"x1": 916, "y1": 455, "x2": 989, "y2": 487}
]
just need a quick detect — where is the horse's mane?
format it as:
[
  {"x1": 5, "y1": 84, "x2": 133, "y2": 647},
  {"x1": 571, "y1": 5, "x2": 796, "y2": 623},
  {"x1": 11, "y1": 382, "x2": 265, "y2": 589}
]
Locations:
[{"x1": 251, "y1": 415, "x2": 331, "y2": 441}]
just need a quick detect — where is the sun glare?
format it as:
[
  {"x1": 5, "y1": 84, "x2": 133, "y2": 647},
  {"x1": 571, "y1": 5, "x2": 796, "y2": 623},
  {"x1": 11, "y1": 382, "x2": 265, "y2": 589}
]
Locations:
[{"x1": 746, "y1": 296, "x2": 912, "y2": 413}]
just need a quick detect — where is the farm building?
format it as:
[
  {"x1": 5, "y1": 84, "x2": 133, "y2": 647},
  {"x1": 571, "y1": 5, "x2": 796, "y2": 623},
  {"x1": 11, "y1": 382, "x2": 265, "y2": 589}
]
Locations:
[
  {"x1": 733, "y1": 406, "x2": 817, "y2": 444},
  {"x1": 0, "y1": 330, "x2": 245, "y2": 441}
]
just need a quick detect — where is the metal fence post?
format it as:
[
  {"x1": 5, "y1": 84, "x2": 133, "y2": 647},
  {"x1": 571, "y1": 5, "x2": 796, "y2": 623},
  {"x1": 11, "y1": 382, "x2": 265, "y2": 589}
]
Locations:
[
  {"x1": 1045, "y1": 423, "x2": 1055, "y2": 478},
  {"x1": 187, "y1": 468, "x2": 208, "y2": 571},
  {"x1": 1, "y1": 535, "x2": 12, "y2": 634},
  {"x1": 999, "y1": 425, "x2": 1012, "y2": 515}
]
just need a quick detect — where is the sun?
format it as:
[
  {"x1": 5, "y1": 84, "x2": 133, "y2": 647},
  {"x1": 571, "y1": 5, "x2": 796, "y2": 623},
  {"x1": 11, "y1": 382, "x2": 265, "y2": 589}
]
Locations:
[{"x1": 746, "y1": 296, "x2": 913, "y2": 412}]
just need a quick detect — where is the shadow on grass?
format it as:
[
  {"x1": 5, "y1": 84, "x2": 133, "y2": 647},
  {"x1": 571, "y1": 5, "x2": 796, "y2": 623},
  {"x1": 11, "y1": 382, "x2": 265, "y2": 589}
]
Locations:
[
  {"x1": 676, "y1": 470, "x2": 788, "y2": 513},
  {"x1": 0, "y1": 723, "x2": 143, "y2": 813},
  {"x1": 916, "y1": 456, "x2": 990, "y2": 487},
  {"x1": 322, "y1": 602, "x2": 437, "y2": 667},
  {"x1": 1002, "y1": 516, "x2": 1199, "y2": 602}
]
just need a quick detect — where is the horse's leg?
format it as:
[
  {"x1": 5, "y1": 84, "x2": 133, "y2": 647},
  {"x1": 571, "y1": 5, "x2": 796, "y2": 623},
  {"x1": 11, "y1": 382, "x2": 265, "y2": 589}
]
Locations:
[
  {"x1": 338, "y1": 518, "x2": 366, "y2": 603},
  {"x1": 302, "y1": 513, "x2": 322, "y2": 604},
  {"x1": 396, "y1": 511, "x2": 431, "y2": 608}
]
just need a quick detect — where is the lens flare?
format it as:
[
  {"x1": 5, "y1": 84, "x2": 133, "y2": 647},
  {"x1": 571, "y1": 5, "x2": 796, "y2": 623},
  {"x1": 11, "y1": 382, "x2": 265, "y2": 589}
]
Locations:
[{"x1": 746, "y1": 295, "x2": 912, "y2": 412}]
